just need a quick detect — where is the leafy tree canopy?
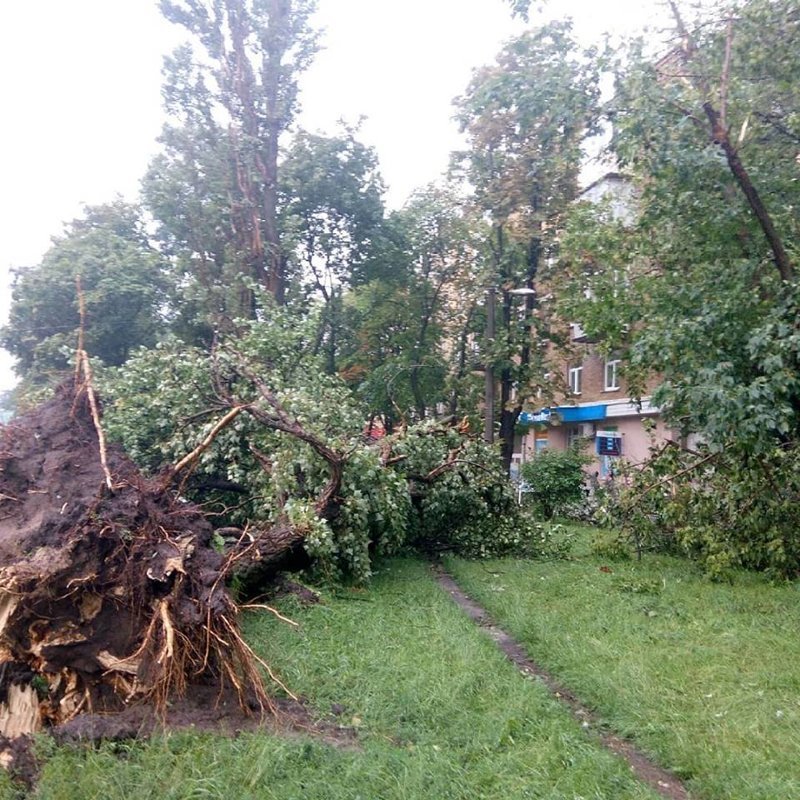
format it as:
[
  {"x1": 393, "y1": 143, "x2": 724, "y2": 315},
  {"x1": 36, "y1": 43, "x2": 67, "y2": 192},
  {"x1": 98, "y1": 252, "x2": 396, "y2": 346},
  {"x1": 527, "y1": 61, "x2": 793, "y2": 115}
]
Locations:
[
  {"x1": 557, "y1": 0, "x2": 800, "y2": 576},
  {"x1": 280, "y1": 127, "x2": 388, "y2": 374},
  {"x1": 1, "y1": 201, "x2": 169, "y2": 383},
  {"x1": 560, "y1": 0, "x2": 799, "y2": 451},
  {"x1": 454, "y1": 19, "x2": 602, "y2": 466},
  {"x1": 339, "y1": 184, "x2": 487, "y2": 426},
  {"x1": 157, "y1": 0, "x2": 320, "y2": 307}
]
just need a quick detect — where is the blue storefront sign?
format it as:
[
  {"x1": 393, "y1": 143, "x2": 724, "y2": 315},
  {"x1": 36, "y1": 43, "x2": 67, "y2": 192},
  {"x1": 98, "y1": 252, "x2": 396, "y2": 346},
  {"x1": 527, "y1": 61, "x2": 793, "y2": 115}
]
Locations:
[
  {"x1": 519, "y1": 409, "x2": 551, "y2": 425},
  {"x1": 520, "y1": 405, "x2": 608, "y2": 426},
  {"x1": 554, "y1": 404, "x2": 607, "y2": 423}
]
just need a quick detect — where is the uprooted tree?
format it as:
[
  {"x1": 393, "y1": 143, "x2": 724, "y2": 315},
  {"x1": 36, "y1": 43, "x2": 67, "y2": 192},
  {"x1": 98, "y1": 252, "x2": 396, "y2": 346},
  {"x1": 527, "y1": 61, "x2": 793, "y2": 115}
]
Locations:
[
  {"x1": 0, "y1": 298, "x2": 559, "y2": 745},
  {"x1": 0, "y1": 382, "x2": 276, "y2": 745}
]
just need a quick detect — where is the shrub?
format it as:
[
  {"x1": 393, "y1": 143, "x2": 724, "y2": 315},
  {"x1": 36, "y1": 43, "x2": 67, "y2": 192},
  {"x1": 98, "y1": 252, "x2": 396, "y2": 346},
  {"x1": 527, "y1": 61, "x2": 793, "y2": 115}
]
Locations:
[
  {"x1": 590, "y1": 531, "x2": 632, "y2": 561},
  {"x1": 601, "y1": 441, "x2": 800, "y2": 580},
  {"x1": 520, "y1": 448, "x2": 590, "y2": 519}
]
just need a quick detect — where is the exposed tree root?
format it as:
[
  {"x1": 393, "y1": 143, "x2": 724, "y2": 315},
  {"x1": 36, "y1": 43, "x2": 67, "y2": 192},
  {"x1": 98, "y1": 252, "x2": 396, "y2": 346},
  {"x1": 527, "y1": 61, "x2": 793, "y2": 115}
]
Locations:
[{"x1": 0, "y1": 383, "x2": 274, "y2": 751}]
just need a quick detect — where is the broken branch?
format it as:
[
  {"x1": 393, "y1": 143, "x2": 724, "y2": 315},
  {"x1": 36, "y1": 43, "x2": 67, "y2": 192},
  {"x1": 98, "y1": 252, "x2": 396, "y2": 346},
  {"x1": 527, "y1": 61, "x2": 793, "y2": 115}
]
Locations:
[{"x1": 168, "y1": 405, "x2": 248, "y2": 485}]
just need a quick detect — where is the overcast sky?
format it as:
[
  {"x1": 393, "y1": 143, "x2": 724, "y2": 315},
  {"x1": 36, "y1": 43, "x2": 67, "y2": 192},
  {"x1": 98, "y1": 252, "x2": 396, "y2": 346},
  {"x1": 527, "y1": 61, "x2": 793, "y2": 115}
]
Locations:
[{"x1": 0, "y1": 0, "x2": 674, "y2": 392}]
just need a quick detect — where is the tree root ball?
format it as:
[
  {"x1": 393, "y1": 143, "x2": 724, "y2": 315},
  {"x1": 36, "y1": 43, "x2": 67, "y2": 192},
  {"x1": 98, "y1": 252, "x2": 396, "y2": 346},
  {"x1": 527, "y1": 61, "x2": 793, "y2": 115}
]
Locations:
[{"x1": 0, "y1": 383, "x2": 268, "y2": 746}]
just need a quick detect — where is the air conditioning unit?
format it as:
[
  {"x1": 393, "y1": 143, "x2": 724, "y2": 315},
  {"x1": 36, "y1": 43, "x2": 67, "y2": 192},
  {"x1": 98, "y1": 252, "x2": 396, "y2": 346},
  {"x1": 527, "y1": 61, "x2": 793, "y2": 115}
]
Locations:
[
  {"x1": 578, "y1": 423, "x2": 595, "y2": 437},
  {"x1": 569, "y1": 322, "x2": 587, "y2": 341}
]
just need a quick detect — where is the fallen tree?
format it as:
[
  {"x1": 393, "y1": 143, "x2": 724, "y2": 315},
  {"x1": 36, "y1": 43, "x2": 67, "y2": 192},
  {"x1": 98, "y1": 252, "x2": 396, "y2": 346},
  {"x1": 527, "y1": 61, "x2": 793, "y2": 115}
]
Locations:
[
  {"x1": 0, "y1": 305, "x2": 567, "y2": 756},
  {"x1": 101, "y1": 326, "x2": 561, "y2": 586}
]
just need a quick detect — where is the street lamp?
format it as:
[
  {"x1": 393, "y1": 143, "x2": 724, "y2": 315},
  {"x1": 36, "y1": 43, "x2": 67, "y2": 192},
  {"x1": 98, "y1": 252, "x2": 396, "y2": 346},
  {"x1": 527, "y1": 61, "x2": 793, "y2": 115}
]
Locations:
[{"x1": 484, "y1": 285, "x2": 496, "y2": 443}]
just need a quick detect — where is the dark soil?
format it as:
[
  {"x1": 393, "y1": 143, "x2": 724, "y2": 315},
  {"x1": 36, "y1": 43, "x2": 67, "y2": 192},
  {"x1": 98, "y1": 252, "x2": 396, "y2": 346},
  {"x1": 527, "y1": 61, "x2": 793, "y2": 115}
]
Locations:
[
  {"x1": 50, "y1": 690, "x2": 357, "y2": 747},
  {"x1": 0, "y1": 383, "x2": 268, "y2": 737},
  {"x1": 1, "y1": 691, "x2": 357, "y2": 790}
]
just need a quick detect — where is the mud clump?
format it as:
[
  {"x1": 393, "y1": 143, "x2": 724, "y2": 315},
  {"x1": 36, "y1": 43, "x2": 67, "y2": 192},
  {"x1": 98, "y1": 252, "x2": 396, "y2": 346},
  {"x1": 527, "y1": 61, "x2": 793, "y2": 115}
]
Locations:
[{"x1": 0, "y1": 383, "x2": 269, "y2": 757}]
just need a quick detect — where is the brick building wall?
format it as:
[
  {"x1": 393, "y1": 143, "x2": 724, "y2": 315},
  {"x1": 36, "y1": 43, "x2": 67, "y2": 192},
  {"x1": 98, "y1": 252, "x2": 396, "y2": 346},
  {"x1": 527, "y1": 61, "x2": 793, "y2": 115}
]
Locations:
[{"x1": 514, "y1": 344, "x2": 672, "y2": 479}]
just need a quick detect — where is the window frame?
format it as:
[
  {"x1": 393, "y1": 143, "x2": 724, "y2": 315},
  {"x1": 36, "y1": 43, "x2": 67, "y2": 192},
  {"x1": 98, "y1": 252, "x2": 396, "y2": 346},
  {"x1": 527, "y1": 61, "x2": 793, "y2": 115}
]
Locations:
[
  {"x1": 604, "y1": 359, "x2": 621, "y2": 391},
  {"x1": 567, "y1": 425, "x2": 585, "y2": 449},
  {"x1": 568, "y1": 365, "x2": 583, "y2": 395}
]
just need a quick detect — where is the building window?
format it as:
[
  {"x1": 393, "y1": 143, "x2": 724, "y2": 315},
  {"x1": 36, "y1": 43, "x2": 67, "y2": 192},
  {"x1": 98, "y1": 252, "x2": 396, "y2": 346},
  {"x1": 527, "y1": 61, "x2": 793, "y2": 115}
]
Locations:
[
  {"x1": 567, "y1": 425, "x2": 584, "y2": 449},
  {"x1": 536, "y1": 372, "x2": 552, "y2": 400},
  {"x1": 604, "y1": 359, "x2": 621, "y2": 391},
  {"x1": 568, "y1": 365, "x2": 582, "y2": 395}
]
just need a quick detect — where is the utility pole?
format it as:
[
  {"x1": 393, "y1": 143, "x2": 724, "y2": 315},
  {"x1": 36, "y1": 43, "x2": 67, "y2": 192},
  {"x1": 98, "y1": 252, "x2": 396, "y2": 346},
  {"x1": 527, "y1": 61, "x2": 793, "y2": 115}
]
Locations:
[{"x1": 484, "y1": 285, "x2": 495, "y2": 443}]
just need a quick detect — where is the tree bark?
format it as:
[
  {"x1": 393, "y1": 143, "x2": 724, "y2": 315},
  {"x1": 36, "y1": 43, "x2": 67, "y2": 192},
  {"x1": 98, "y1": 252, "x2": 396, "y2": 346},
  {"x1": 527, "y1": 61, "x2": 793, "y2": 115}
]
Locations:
[
  {"x1": 260, "y1": 0, "x2": 288, "y2": 303},
  {"x1": 667, "y1": 1, "x2": 794, "y2": 283},
  {"x1": 703, "y1": 103, "x2": 794, "y2": 282}
]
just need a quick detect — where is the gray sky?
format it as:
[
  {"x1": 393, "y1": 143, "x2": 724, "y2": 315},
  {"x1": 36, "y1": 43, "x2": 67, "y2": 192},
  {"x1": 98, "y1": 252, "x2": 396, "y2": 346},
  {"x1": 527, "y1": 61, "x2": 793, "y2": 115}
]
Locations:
[{"x1": 0, "y1": 0, "x2": 673, "y2": 392}]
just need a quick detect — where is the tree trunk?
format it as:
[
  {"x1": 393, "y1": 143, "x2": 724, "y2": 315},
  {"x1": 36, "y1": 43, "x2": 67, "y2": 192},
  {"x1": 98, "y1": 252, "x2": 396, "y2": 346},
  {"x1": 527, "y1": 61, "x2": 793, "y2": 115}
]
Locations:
[
  {"x1": 224, "y1": 521, "x2": 310, "y2": 596},
  {"x1": 261, "y1": 0, "x2": 288, "y2": 303},
  {"x1": 704, "y1": 103, "x2": 794, "y2": 283}
]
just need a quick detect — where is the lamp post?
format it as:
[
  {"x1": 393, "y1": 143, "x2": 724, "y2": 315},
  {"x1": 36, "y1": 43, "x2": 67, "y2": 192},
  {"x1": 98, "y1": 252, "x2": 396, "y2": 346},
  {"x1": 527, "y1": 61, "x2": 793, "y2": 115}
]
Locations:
[{"x1": 484, "y1": 285, "x2": 496, "y2": 443}]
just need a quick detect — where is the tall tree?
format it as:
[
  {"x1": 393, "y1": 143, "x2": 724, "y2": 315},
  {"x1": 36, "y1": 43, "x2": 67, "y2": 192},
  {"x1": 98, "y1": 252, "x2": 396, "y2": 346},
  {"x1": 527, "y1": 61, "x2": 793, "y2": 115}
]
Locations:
[
  {"x1": 557, "y1": 0, "x2": 800, "y2": 575},
  {"x1": 157, "y1": 0, "x2": 319, "y2": 313},
  {"x1": 400, "y1": 186, "x2": 485, "y2": 421},
  {"x1": 560, "y1": 0, "x2": 799, "y2": 444},
  {"x1": 1, "y1": 202, "x2": 168, "y2": 382},
  {"x1": 280, "y1": 128, "x2": 386, "y2": 374},
  {"x1": 454, "y1": 21, "x2": 601, "y2": 468},
  {"x1": 142, "y1": 113, "x2": 233, "y2": 345},
  {"x1": 340, "y1": 185, "x2": 486, "y2": 427}
]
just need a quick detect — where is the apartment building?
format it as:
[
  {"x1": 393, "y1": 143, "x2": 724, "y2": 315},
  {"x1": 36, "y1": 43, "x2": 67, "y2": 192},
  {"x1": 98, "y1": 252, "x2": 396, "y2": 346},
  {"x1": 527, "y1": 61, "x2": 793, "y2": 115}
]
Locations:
[
  {"x1": 512, "y1": 174, "x2": 675, "y2": 479},
  {"x1": 516, "y1": 345, "x2": 672, "y2": 478}
]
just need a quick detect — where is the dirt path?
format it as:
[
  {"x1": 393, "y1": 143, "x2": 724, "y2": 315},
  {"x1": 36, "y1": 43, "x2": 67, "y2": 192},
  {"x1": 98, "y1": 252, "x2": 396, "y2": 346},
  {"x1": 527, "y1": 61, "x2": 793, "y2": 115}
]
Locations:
[{"x1": 433, "y1": 567, "x2": 691, "y2": 800}]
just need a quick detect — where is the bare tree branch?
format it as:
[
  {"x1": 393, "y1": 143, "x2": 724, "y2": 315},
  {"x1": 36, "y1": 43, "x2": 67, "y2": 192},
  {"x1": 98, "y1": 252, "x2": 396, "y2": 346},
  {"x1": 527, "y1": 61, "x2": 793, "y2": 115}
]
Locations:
[
  {"x1": 666, "y1": 2, "x2": 794, "y2": 282},
  {"x1": 74, "y1": 277, "x2": 114, "y2": 491},
  {"x1": 719, "y1": 17, "x2": 734, "y2": 131},
  {"x1": 168, "y1": 405, "x2": 247, "y2": 483}
]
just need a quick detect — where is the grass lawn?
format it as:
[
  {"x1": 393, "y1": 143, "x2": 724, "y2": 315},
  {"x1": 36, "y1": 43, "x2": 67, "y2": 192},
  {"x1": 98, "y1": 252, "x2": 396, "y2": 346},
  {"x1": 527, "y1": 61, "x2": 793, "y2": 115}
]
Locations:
[
  {"x1": 445, "y1": 525, "x2": 800, "y2": 800},
  {"x1": 17, "y1": 558, "x2": 661, "y2": 800}
]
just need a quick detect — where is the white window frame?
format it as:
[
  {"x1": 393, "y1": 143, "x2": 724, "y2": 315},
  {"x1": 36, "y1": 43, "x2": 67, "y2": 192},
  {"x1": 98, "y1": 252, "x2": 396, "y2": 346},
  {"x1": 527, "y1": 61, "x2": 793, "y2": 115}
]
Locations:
[
  {"x1": 604, "y1": 359, "x2": 621, "y2": 391},
  {"x1": 568, "y1": 365, "x2": 582, "y2": 395}
]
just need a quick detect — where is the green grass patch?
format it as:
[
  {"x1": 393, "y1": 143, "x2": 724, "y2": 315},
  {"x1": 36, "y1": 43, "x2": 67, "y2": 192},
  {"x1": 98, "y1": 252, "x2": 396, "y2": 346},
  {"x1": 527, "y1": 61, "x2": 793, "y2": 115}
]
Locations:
[
  {"x1": 444, "y1": 525, "x2": 800, "y2": 800},
  {"x1": 24, "y1": 559, "x2": 660, "y2": 799}
]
